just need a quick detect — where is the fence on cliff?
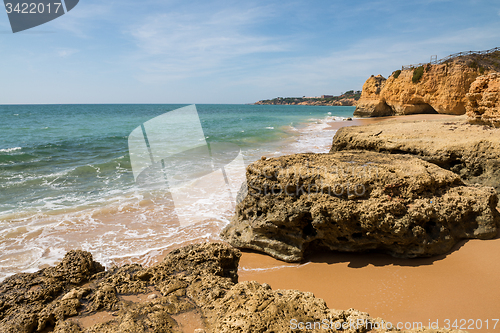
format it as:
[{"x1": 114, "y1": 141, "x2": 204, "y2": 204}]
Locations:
[{"x1": 401, "y1": 46, "x2": 500, "y2": 70}]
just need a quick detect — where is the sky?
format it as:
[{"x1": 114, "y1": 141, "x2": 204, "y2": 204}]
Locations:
[{"x1": 1, "y1": 0, "x2": 500, "y2": 104}]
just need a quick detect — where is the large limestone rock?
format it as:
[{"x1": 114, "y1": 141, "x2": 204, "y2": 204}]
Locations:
[
  {"x1": 353, "y1": 75, "x2": 393, "y2": 117},
  {"x1": 466, "y1": 72, "x2": 500, "y2": 128},
  {"x1": 329, "y1": 116, "x2": 500, "y2": 202},
  {"x1": 221, "y1": 152, "x2": 499, "y2": 262},
  {"x1": 1, "y1": 243, "x2": 446, "y2": 333},
  {"x1": 354, "y1": 63, "x2": 482, "y2": 117}
]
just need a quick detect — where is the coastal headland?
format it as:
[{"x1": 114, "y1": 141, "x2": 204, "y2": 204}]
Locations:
[{"x1": 255, "y1": 90, "x2": 361, "y2": 106}]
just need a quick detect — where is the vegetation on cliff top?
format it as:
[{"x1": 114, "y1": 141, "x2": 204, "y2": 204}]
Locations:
[
  {"x1": 393, "y1": 48, "x2": 500, "y2": 81},
  {"x1": 412, "y1": 66, "x2": 425, "y2": 83}
]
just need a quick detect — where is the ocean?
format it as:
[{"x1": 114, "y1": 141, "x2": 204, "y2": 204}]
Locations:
[{"x1": 0, "y1": 104, "x2": 355, "y2": 280}]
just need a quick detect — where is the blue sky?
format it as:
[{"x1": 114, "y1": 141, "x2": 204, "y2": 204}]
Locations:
[{"x1": 1, "y1": 0, "x2": 500, "y2": 104}]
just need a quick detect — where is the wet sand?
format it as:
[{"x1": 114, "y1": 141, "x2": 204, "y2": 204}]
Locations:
[
  {"x1": 239, "y1": 235, "x2": 500, "y2": 331},
  {"x1": 239, "y1": 113, "x2": 500, "y2": 332}
]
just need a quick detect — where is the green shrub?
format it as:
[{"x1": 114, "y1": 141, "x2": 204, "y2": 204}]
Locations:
[
  {"x1": 468, "y1": 61, "x2": 478, "y2": 69},
  {"x1": 393, "y1": 70, "x2": 402, "y2": 79},
  {"x1": 425, "y1": 63, "x2": 432, "y2": 72},
  {"x1": 412, "y1": 66, "x2": 424, "y2": 83},
  {"x1": 479, "y1": 66, "x2": 485, "y2": 74}
]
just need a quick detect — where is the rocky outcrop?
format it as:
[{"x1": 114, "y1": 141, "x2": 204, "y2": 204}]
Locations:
[
  {"x1": 1, "y1": 243, "x2": 463, "y2": 333},
  {"x1": 354, "y1": 63, "x2": 483, "y2": 117},
  {"x1": 353, "y1": 75, "x2": 392, "y2": 117},
  {"x1": 466, "y1": 72, "x2": 500, "y2": 128},
  {"x1": 221, "y1": 151, "x2": 499, "y2": 263},
  {"x1": 329, "y1": 116, "x2": 500, "y2": 203}
]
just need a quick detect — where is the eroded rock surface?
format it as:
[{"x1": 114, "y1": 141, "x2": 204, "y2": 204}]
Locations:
[
  {"x1": 222, "y1": 152, "x2": 499, "y2": 262},
  {"x1": 0, "y1": 243, "x2": 398, "y2": 333},
  {"x1": 466, "y1": 72, "x2": 500, "y2": 128},
  {"x1": 330, "y1": 116, "x2": 500, "y2": 203}
]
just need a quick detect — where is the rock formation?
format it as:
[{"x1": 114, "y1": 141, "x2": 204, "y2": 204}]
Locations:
[
  {"x1": 1, "y1": 243, "x2": 464, "y2": 333},
  {"x1": 329, "y1": 116, "x2": 500, "y2": 205},
  {"x1": 354, "y1": 63, "x2": 484, "y2": 117},
  {"x1": 222, "y1": 151, "x2": 499, "y2": 263},
  {"x1": 353, "y1": 75, "x2": 392, "y2": 117},
  {"x1": 466, "y1": 72, "x2": 500, "y2": 128}
]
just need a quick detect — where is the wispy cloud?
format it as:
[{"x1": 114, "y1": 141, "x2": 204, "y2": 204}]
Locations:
[
  {"x1": 52, "y1": 3, "x2": 113, "y2": 38},
  {"x1": 128, "y1": 5, "x2": 290, "y2": 82}
]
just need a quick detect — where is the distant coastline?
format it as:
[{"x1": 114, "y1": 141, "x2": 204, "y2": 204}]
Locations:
[{"x1": 255, "y1": 90, "x2": 360, "y2": 106}]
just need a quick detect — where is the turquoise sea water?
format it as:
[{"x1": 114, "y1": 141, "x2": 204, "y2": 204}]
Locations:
[{"x1": 0, "y1": 104, "x2": 354, "y2": 279}]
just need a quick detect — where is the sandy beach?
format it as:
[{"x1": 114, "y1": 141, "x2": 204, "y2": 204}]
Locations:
[{"x1": 237, "y1": 114, "x2": 500, "y2": 332}]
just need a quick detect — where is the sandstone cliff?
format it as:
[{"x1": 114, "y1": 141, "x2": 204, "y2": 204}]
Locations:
[
  {"x1": 353, "y1": 75, "x2": 392, "y2": 117},
  {"x1": 466, "y1": 72, "x2": 500, "y2": 127},
  {"x1": 354, "y1": 63, "x2": 482, "y2": 117}
]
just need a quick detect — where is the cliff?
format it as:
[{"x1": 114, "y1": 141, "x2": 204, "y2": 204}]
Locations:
[
  {"x1": 354, "y1": 63, "x2": 481, "y2": 117},
  {"x1": 466, "y1": 72, "x2": 500, "y2": 127},
  {"x1": 354, "y1": 48, "x2": 500, "y2": 118},
  {"x1": 352, "y1": 75, "x2": 392, "y2": 117}
]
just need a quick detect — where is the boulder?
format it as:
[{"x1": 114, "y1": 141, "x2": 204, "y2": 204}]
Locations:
[
  {"x1": 466, "y1": 72, "x2": 500, "y2": 128},
  {"x1": 221, "y1": 151, "x2": 499, "y2": 262}
]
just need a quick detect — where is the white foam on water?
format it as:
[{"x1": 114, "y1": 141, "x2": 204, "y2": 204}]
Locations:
[
  {"x1": 280, "y1": 116, "x2": 344, "y2": 155},
  {"x1": 0, "y1": 147, "x2": 22, "y2": 153},
  {"x1": 0, "y1": 113, "x2": 349, "y2": 281}
]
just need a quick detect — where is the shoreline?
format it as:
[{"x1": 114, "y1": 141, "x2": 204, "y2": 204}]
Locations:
[{"x1": 2, "y1": 112, "x2": 498, "y2": 332}]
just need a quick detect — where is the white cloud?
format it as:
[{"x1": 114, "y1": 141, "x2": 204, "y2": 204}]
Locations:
[{"x1": 128, "y1": 5, "x2": 290, "y2": 82}]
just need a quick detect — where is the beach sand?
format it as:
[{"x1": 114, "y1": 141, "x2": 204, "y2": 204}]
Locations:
[
  {"x1": 239, "y1": 236, "x2": 500, "y2": 331},
  {"x1": 238, "y1": 114, "x2": 500, "y2": 332},
  {"x1": 325, "y1": 113, "x2": 467, "y2": 131}
]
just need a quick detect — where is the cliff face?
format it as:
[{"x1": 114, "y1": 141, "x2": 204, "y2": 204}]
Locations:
[
  {"x1": 353, "y1": 75, "x2": 392, "y2": 117},
  {"x1": 466, "y1": 72, "x2": 500, "y2": 127},
  {"x1": 354, "y1": 63, "x2": 482, "y2": 117}
]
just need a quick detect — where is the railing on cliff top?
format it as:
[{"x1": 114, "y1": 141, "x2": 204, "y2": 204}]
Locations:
[{"x1": 401, "y1": 46, "x2": 500, "y2": 70}]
